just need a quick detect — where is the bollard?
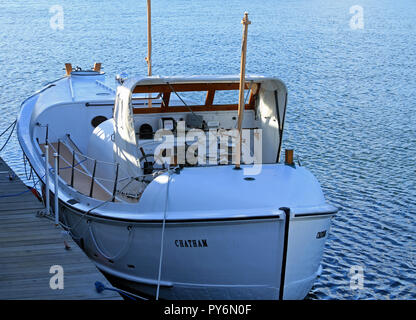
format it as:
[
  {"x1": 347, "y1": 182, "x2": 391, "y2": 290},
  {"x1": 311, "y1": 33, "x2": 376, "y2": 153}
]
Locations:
[{"x1": 285, "y1": 149, "x2": 294, "y2": 166}]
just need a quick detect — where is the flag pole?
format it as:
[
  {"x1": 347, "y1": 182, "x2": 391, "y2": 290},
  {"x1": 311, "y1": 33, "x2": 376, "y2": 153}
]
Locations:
[
  {"x1": 145, "y1": 0, "x2": 152, "y2": 77},
  {"x1": 235, "y1": 12, "x2": 251, "y2": 170},
  {"x1": 145, "y1": 0, "x2": 152, "y2": 107}
]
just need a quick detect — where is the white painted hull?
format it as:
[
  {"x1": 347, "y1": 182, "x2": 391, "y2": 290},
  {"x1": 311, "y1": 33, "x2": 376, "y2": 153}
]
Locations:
[{"x1": 60, "y1": 202, "x2": 332, "y2": 300}]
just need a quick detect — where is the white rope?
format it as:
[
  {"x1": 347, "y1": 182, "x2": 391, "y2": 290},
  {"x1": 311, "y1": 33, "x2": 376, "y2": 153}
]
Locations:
[
  {"x1": 155, "y1": 170, "x2": 172, "y2": 300},
  {"x1": 88, "y1": 222, "x2": 134, "y2": 261}
]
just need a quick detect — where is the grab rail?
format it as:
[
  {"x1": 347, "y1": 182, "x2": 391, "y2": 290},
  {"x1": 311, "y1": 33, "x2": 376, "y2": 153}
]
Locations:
[{"x1": 37, "y1": 123, "x2": 161, "y2": 201}]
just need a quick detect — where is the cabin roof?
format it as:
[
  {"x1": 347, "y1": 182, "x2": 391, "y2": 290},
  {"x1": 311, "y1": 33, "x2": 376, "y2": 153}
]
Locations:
[
  {"x1": 122, "y1": 74, "x2": 287, "y2": 93},
  {"x1": 34, "y1": 73, "x2": 287, "y2": 108}
]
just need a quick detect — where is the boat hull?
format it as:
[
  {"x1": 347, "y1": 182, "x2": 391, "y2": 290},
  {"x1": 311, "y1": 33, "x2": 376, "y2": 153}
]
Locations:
[{"x1": 59, "y1": 200, "x2": 332, "y2": 300}]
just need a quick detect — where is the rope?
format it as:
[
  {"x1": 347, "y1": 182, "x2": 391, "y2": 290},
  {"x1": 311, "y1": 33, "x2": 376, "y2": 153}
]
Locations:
[
  {"x1": 88, "y1": 222, "x2": 134, "y2": 261},
  {"x1": 0, "y1": 119, "x2": 17, "y2": 152},
  {"x1": 0, "y1": 174, "x2": 44, "y2": 198},
  {"x1": 46, "y1": 141, "x2": 88, "y2": 170},
  {"x1": 58, "y1": 177, "x2": 135, "y2": 240},
  {"x1": 0, "y1": 119, "x2": 16, "y2": 138},
  {"x1": 23, "y1": 153, "x2": 33, "y2": 181},
  {"x1": 47, "y1": 138, "x2": 155, "y2": 182},
  {"x1": 84, "y1": 177, "x2": 137, "y2": 259},
  {"x1": 166, "y1": 82, "x2": 198, "y2": 117},
  {"x1": 155, "y1": 170, "x2": 172, "y2": 300}
]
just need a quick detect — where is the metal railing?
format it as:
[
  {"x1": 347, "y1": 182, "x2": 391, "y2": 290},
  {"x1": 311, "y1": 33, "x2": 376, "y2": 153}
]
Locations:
[{"x1": 37, "y1": 124, "x2": 158, "y2": 202}]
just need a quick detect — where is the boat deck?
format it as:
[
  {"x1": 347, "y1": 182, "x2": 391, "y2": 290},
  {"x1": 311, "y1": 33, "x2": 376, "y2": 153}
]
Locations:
[
  {"x1": 0, "y1": 157, "x2": 121, "y2": 300},
  {"x1": 38, "y1": 141, "x2": 140, "y2": 203}
]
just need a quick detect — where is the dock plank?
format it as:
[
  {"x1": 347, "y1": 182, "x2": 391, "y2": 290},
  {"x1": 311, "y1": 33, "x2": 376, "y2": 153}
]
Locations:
[{"x1": 0, "y1": 157, "x2": 121, "y2": 300}]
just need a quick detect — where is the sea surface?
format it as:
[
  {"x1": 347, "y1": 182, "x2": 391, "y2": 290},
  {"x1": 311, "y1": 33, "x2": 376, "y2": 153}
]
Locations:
[{"x1": 0, "y1": 0, "x2": 415, "y2": 299}]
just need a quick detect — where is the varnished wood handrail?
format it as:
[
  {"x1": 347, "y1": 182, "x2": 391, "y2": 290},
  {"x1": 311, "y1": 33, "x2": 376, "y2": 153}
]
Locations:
[
  {"x1": 132, "y1": 82, "x2": 256, "y2": 94},
  {"x1": 132, "y1": 103, "x2": 254, "y2": 114}
]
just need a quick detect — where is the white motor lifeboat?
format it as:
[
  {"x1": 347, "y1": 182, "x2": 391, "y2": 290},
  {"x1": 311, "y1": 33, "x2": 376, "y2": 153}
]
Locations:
[{"x1": 17, "y1": 66, "x2": 338, "y2": 299}]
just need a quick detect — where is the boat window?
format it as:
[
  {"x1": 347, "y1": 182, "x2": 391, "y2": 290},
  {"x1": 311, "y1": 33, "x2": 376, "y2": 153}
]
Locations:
[
  {"x1": 91, "y1": 115, "x2": 108, "y2": 128},
  {"x1": 138, "y1": 123, "x2": 153, "y2": 139},
  {"x1": 213, "y1": 89, "x2": 251, "y2": 105},
  {"x1": 131, "y1": 82, "x2": 260, "y2": 114}
]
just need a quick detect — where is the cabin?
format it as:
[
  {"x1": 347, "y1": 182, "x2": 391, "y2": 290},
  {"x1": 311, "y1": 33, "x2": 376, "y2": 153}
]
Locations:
[{"x1": 30, "y1": 72, "x2": 288, "y2": 202}]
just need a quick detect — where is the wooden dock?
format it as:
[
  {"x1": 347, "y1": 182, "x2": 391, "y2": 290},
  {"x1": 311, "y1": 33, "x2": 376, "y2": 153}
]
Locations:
[{"x1": 0, "y1": 157, "x2": 121, "y2": 300}]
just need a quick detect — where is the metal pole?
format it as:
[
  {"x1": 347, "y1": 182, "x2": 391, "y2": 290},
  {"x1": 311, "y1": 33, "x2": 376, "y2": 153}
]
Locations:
[
  {"x1": 89, "y1": 160, "x2": 97, "y2": 198},
  {"x1": 112, "y1": 163, "x2": 119, "y2": 202},
  {"x1": 44, "y1": 144, "x2": 50, "y2": 215},
  {"x1": 57, "y1": 139, "x2": 61, "y2": 175},
  {"x1": 235, "y1": 12, "x2": 251, "y2": 170},
  {"x1": 53, "y1": 153, "x2": 59, "y2": 226},
  {"x1": 45, "y1": 125, "x2": 49, "y2": 145},
  {"x1": 70, "y1": 150, "x2": 75, "y2": 187}
]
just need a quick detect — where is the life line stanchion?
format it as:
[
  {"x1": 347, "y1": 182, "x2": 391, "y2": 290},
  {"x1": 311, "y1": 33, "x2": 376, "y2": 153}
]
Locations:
[
  {"x1": 45, "y1": 144, "x2": 50, "y2": 215},
  {"x1": 53, "y1": 153, "x2": 59, "y2": 226}
]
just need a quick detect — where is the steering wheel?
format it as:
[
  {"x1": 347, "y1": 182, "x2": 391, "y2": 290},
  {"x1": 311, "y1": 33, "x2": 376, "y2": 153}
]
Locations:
[{"x1": 139, "y1": 148, "x2": 166, "y2": 174}]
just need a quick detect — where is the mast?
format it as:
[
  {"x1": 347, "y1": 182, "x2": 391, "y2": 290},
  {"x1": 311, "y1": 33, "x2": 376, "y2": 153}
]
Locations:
[
  {"x1": 235, "y1": 12, "x2": 251, "y2": 170},
  {"x1": 145, "y1": 0, "x2": 152, "y2": 107},
  {"x1": 145, "y1": 0, "x2": 152, "y2": 77}
]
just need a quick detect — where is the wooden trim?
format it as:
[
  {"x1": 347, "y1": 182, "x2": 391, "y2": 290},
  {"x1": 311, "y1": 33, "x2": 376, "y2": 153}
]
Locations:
[
  {"x1": 162, "y1": 91, "x2": 171, "y2": 109},
  {"x1": 205, "y1": 89, "x2": 216, "y2": 106},
  {"x1": 248, "y1": 91, "x2": 258, "y2": 108},
  {"x1": 248, "y1": 83, "x2": 259, "y2": 108},
  {"x1": 65, "y1": 63, "x2": 72, "y2": 76},
  {"x1": 285, "y1": 149, "x2": 294, "y2": 165},
  {"x1": 93, "y1": 62, "x2": 102, "y2": 72},
  {"x1": 131, "y1": 82, "x2": 261, "y2": 114},
  {"x1": 132, "y1": 103, "x2": 254, "y2": 114},
  {"x1": 132, "y1": 82, "x2": 254, "y2": 94},
  {"x1": 235, "y1": 12, "x2": 251, "y2": 169}
]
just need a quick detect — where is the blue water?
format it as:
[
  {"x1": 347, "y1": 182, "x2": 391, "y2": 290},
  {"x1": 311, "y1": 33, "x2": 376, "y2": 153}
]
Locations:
[{"x1": 0, "y1": 0, "x2": 415, "y2": 299}]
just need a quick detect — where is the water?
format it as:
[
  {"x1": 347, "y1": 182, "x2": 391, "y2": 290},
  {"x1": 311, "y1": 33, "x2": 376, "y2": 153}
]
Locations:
[{"x1": 0, "y1": 0, "x2": 415, "y2": 299}]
